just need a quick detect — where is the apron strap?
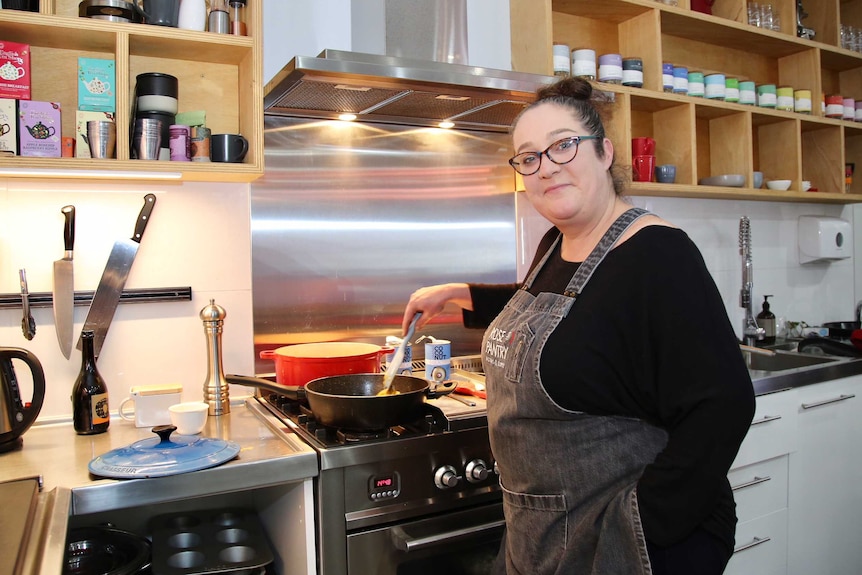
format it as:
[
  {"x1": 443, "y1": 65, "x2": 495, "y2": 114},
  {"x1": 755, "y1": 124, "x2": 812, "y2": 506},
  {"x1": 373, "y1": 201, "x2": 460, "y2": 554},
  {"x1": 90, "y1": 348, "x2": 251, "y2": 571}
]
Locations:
[{"x1": 563, "y1": 207, "x2": 650, "y2": 298}]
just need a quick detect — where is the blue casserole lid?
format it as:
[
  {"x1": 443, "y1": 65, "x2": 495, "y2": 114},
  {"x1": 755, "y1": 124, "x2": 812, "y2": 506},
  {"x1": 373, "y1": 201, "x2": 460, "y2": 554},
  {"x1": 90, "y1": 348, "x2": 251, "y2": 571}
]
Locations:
[{"x1": 88, "y1": 425, "x2": 240, "y2": 479}]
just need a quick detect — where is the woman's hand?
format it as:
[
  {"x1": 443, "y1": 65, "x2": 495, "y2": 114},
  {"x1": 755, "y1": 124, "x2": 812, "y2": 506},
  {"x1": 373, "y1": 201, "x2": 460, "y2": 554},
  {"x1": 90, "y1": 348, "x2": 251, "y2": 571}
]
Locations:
[{"x1": 401, "y1": 283, "x2": 473, "y2": 335}]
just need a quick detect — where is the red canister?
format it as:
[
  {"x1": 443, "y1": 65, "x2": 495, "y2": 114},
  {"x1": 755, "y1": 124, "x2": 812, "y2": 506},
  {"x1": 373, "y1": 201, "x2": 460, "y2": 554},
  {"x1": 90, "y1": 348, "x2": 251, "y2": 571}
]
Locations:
[
  {"x1": 826, "y1": 94, "x2": 844, "y2": 118},
  {"x1": 259, "y1": 342, "x2": 390, "y2": 389}
]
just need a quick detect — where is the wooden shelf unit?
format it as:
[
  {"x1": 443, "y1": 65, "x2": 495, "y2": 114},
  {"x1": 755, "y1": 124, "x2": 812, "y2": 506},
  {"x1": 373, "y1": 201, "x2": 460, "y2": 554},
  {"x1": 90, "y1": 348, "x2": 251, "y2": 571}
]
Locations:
[
  {"x1": 0, "y1": 0, "x2": 263, "y2": 182},
  {"x1": 510, "y1": 0, "x2": 862, "y2": 203}
]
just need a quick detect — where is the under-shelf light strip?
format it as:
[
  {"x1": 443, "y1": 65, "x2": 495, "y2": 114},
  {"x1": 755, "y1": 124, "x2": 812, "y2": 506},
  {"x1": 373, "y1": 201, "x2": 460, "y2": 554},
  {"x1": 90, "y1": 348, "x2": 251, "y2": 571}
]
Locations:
[{"x1": 0, "y1": 168, "x2": 183, "y2": 180}]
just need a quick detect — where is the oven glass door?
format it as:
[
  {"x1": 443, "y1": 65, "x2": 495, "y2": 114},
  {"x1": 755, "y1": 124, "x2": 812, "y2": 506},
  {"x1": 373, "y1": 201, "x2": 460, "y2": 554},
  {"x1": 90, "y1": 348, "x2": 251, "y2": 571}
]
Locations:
[{"x1": 347, "y1": 502, "x2": 504, "y2": 575}]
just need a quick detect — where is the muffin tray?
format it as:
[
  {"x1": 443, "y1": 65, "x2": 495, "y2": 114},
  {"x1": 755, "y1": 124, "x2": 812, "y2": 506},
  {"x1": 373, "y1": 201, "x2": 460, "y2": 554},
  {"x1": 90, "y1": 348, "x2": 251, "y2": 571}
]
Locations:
[{"x1": 149, "y1": 508, "x2": 273, "y2": 575}]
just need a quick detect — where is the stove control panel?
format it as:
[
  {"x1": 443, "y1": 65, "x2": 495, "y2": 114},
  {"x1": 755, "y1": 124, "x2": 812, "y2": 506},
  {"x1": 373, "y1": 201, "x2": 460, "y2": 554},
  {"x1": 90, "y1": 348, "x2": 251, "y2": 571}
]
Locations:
[
  {"x1": 434, "y1": 465, "x2": 460, "y2": 489},
  {"x1": 369, "y1": 472, "x2": 401, "y2": 501}
]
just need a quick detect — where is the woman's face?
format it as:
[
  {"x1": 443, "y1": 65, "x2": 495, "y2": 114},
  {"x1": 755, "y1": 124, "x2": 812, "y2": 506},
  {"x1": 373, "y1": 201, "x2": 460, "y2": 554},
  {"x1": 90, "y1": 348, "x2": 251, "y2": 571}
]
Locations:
[{"x1": 511, "y1": 103, "x2": 615, "y2": 229}]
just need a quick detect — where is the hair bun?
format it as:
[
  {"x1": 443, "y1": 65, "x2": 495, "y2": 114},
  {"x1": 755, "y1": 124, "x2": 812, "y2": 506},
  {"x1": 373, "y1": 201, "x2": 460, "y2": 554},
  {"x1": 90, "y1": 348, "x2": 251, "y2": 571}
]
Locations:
[{"x1": 536, "y1": 76, "x2": 593, "y2": 102}]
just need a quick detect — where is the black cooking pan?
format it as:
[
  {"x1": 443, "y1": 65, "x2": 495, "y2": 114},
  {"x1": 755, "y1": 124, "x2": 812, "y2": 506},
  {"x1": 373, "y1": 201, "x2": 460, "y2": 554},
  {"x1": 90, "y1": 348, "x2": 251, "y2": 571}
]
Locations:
[{"x1": 225, "y1": 373, "x2": 455, "y2": 431}]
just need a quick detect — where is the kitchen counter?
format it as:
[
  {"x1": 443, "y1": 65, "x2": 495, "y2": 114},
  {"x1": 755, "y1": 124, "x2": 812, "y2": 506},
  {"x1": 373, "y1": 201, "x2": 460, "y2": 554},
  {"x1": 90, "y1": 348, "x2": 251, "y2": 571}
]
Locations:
[{"x1": 0, "y1": 401, "x2": 318, "y2": 515}]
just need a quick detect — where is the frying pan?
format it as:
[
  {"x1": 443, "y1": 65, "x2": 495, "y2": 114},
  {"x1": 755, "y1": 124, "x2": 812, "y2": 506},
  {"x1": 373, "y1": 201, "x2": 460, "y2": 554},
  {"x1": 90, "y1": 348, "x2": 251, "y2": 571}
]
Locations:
[{"x1": 225, "y1": 373, "x2": 455, "y2": 431}]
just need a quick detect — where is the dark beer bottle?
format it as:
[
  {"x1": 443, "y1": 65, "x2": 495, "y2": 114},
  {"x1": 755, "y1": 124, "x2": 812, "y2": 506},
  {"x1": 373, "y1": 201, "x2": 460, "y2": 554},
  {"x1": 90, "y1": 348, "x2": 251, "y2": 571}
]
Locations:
[{"x1": 72, "y1": 330, "x2": 110, "y2": 434}]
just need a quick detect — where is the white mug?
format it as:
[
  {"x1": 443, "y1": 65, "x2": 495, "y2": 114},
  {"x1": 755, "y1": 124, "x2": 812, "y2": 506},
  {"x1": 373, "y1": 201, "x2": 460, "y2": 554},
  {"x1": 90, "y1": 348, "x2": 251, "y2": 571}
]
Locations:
[
  {"x1": 118, "y1": 383, "x2": 182, "y2": 428},
  {"x1": 169, "y1": 402, "x2": 209, "y2": 435}
]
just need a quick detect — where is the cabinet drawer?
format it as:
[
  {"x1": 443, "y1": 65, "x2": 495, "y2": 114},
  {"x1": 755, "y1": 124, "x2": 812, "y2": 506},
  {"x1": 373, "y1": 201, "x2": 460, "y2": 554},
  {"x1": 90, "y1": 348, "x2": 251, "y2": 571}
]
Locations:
[
  {"x1": 728, "y1": 455, "x2": 788, "y2": 524},
  {"x1": 724, "y1": 509, "x2": 788, "y2": 575},
  {"x1": 732, "y1": 390, "x2": 797, "y2": 469}
]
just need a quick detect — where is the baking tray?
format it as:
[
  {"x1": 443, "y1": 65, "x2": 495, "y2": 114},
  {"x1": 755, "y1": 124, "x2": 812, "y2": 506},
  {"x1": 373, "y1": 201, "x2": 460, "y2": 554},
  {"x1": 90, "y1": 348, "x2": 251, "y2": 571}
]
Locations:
[{"x1": 149, "y1": 508, "x2": 272, "y2": 575}]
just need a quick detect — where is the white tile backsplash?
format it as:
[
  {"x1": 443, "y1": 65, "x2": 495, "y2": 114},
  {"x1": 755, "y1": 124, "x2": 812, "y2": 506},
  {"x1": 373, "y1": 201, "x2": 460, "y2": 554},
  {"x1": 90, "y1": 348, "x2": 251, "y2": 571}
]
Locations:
[
  {"x1": 518, "y1": 193, "x2": 858, "y2": 341},
  {"x1": 0, "y1": 180, "x2": 255, "y2": 420}
]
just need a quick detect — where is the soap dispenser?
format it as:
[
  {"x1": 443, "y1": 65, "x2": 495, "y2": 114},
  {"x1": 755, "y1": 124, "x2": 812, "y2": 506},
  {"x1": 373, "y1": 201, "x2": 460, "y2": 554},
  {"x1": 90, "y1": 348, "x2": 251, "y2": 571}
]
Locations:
[{"x1": 757, "y1": 295, "x2": 776, "y2": 344}]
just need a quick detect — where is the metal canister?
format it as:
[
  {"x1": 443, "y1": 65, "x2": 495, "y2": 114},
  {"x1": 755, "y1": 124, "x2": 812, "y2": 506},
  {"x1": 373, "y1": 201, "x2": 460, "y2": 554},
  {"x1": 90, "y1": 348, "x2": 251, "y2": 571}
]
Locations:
[{"x1": 190, "y1": 126, "x2": 211, "y2": 162}]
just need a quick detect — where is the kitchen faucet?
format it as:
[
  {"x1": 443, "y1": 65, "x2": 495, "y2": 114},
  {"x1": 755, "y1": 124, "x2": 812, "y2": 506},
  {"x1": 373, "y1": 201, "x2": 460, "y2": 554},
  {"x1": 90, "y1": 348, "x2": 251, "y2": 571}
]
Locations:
[{"x1": 739, "y1": 216, "x2": 765, "y2": 343}]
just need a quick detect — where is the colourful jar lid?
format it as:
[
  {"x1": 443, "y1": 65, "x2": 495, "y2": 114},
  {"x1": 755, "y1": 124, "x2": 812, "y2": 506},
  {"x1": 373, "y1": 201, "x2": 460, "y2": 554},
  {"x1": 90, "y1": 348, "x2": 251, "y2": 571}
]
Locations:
[{"x1": 599, "y1": 53, "x2": 623, "y2": 65}]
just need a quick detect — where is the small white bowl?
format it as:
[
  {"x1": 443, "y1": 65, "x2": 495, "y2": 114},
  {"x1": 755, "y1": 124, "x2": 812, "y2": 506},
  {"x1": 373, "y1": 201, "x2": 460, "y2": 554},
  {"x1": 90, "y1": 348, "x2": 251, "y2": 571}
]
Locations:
[
  {"x1": 766, "y1": 179, "x2": 791, "y2": 191},
  {"x1": 802, "y1": 180, "x2": 812, "y2": 191}
]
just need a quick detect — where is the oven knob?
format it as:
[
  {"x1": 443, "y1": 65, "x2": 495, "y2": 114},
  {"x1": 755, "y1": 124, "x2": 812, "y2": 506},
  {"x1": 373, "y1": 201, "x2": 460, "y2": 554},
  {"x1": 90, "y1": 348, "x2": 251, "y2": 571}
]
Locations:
[
  {"x1": 434, "y1": 465, "x2": 460, "y2": 489},
  {"x1": 465, "y1": 459, "x2": 489, "y2": 483}
]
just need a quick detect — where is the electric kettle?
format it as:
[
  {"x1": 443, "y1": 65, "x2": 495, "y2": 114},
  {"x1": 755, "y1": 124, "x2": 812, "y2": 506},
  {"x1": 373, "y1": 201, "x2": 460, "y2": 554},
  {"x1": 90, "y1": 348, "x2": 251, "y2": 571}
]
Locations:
[{"x1": 0, "y1": 347, "x2": 45, "y2": 453}]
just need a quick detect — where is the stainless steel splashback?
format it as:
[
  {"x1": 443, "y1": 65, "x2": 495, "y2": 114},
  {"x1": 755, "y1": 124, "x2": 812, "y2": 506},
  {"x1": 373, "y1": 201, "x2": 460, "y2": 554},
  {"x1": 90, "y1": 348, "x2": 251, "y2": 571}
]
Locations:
[{"x1": 250, "y1": 116, "x2": 518, "y2": 375}]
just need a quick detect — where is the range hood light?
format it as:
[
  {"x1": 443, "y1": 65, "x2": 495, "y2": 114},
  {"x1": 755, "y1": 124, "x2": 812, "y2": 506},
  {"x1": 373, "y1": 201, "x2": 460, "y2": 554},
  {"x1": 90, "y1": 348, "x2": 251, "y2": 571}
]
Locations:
[
  {"x1": 438, "y1": 120, "x2": 455, "y2": 129},
  {"x1": 436, "y1": 95, "x2": 470, "y2": 102},
  {"x1": 338, "y1": 113, "x2": 358, "y2": 121},
  {"x1": 335, "y1": 84, "x2": 372, "y2": 92}
]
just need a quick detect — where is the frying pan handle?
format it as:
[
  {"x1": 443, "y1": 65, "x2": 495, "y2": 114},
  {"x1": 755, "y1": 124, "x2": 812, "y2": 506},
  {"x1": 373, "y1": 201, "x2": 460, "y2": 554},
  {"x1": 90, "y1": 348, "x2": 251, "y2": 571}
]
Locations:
[
  {"x1": 425, "y1": 379, "x2": 457, "y2": 399},
  {"x1": 224, "y1": 374, "x2": 306, "y2": 402}
]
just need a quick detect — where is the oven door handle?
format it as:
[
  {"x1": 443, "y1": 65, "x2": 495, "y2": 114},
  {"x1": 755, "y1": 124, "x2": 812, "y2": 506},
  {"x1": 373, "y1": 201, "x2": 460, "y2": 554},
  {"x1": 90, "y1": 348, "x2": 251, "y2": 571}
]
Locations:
[{"x1": 390, "y1": 519, "x2": 506, "y2": 552}]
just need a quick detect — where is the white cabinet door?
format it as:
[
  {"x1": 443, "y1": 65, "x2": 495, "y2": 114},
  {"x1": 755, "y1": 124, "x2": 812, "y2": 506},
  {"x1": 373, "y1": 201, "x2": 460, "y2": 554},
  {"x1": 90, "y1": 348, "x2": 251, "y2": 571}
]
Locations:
[{"x1": 788, "y1": 375, "x2": 862, "y2": 575}]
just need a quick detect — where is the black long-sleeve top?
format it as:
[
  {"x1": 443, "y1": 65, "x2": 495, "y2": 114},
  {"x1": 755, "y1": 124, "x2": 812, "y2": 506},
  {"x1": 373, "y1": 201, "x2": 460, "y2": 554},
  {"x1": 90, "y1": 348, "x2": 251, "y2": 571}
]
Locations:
[{"x1": 464, "y1": 225, "x2": 755, "y2": 552}]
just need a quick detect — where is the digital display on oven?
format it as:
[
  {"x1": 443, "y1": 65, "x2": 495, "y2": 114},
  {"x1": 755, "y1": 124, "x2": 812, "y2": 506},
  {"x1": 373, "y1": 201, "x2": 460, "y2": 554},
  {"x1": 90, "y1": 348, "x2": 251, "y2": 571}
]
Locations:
[{"x1": 369, "y1": 472, "x2": 401, "y2": 501}]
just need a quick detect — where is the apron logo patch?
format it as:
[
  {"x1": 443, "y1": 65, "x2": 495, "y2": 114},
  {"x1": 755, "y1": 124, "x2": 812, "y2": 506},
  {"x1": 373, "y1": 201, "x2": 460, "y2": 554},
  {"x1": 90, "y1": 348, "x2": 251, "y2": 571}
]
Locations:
[{"x1": 485, "y1": 327, "x2": 510, "y2": 367}]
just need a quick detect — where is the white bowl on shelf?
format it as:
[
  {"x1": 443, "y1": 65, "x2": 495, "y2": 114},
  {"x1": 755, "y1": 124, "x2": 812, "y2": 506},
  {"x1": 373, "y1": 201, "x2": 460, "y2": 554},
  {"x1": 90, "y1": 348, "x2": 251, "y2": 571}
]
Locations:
[
  {"x1": 802, "y1": 180, "x2": 812, "y2": 191},
  {"x1": 766, "y1": 179, "x2": 792, "y2": 191}
]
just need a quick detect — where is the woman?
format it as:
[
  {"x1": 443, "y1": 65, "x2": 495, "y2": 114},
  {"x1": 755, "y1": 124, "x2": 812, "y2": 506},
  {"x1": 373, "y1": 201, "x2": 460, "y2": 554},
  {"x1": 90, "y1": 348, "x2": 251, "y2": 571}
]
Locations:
[{"x1": 400, "y1": 77, "x2": 755, "y2": 575}]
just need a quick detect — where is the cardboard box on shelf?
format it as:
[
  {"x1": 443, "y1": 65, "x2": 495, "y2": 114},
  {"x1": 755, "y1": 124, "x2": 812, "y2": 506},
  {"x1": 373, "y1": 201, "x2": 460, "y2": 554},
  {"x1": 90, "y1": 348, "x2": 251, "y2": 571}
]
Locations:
[
  {"x1": 75, "y1": 110, "x2": 115, "y2": 158},
  {"x1": 0, "y1": 40, "x2": 30, "y2": 100},
  {"x1": 78, "y1": 57, "x2": 115, "y2": 112},
  {"x1": 0, "y1": 98, "x2": 17, "y2": 155},
  {"x1": 19, "y1": 100, "x2": 61, "y2": 157}
]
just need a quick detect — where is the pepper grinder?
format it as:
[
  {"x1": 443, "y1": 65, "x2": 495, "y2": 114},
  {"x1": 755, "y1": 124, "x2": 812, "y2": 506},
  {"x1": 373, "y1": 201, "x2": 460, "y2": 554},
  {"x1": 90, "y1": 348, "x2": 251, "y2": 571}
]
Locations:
[{"x1": 200, "y1": 298, "x2": 229, "y2": 416}]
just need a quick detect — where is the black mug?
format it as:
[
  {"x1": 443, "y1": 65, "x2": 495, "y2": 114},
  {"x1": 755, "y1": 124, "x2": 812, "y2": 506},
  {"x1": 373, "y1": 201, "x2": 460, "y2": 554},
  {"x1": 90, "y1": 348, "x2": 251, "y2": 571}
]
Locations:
[
  {"x1": 1, "y1": 0, "x2": 39, "y2": 11},
  {"x1": 211, "y1": 133, "x2": 248, "y2": 163},
  {"x1": 141, "y1": 0, "x2": 180, "y2": 27}
]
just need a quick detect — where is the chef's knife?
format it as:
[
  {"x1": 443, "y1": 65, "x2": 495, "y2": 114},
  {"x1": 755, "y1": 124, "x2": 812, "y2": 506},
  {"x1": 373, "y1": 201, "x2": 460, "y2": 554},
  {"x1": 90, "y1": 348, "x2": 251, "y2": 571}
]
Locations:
[
  {"x1": 77, "y1": 194, "x2": 157, "y2": 358},
  {"x1": 53, "y1": 205, "x2": 75, "y2": 359}
]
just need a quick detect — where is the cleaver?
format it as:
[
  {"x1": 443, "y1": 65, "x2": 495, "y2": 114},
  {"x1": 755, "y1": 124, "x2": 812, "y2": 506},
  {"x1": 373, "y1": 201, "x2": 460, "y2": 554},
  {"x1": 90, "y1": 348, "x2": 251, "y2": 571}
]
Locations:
[
  {"x1": 77, "y1": 193, "x2": 157, "y2": 358},
  {"x1": 52, "y1": 205, "x2": 76, "y2": 358}
]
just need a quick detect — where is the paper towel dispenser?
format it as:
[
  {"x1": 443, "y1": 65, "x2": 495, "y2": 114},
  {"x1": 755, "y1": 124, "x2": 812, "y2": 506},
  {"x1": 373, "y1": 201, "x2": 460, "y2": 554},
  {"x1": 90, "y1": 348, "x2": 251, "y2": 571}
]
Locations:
[{"x1": 798, "y1": 216, "x2": 853, "y2": 264}]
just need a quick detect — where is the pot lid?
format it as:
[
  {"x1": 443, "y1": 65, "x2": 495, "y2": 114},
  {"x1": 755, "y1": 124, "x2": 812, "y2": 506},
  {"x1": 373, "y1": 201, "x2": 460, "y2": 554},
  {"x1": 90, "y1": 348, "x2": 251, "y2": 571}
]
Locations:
[{"x1": 88, "y1": 425, "x2": 240, "y2": 479}]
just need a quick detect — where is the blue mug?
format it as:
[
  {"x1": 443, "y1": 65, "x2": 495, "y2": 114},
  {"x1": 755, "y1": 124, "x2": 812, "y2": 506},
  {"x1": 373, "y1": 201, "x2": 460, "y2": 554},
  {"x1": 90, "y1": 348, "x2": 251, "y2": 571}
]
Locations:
[{"x1": 655, "y1": 164, "x2": 677, "y2": 184}]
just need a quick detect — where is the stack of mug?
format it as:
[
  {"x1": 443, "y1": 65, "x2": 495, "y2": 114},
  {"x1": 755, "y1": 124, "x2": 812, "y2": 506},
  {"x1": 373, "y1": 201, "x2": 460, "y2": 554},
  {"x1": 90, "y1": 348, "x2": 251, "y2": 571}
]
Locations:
[
  {"x1": 632, "y1": 136, "x2": 676, "y2": 184},
  {"x1": 132, "y1": 72, "x2": 177, "y2": 160}
]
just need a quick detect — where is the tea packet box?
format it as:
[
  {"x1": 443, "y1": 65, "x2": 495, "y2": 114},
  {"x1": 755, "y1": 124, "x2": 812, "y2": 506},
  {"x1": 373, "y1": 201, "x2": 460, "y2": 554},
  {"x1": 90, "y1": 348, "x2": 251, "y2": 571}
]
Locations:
[
  {"x1": 0, "y1": 98, "x2": 17, "y2": 156},
  {"x1": 0, "y1": 40, "x2": 30, "y2": 100},
  {"x1": 76, "y1": 110, "x2": 114, "y2": 158},
  {"x1": 78, "y1": 57, "x2": 115, "y2": 112},
  {"x1": 19, "y1": 100, "x2": 61, "y2": 157}
]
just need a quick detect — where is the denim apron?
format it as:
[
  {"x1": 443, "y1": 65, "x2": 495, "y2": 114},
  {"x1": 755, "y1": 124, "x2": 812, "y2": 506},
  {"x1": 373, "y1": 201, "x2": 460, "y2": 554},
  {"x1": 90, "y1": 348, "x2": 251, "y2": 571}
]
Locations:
[{"x1": 484, "y1": 208, "x2": 670, "y2": 575}]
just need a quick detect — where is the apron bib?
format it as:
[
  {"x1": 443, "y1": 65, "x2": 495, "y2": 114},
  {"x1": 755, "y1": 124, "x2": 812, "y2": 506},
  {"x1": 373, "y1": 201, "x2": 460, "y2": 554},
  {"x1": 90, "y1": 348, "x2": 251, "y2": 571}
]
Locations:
[{"x1": 484, "y1": 208, "x2": 669, "y2": 575}]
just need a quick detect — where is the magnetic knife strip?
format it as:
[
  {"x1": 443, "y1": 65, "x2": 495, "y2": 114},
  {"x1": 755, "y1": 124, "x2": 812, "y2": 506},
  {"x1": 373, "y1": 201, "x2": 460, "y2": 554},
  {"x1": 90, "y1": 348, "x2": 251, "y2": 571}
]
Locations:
[{"x1": 0, "y1": 286, "x2": 192, "y2": 309}]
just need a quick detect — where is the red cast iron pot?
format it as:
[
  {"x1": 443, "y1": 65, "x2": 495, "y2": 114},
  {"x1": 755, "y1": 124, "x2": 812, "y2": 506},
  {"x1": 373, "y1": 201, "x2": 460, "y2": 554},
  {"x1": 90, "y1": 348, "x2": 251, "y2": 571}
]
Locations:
[{"x1": 259, "y1": 342, "x2": 391, "y2": 389}]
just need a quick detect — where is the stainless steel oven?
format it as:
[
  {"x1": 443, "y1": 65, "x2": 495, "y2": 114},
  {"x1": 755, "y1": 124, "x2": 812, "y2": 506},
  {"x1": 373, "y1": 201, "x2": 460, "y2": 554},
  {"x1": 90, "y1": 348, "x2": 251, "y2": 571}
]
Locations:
[{"x1": 248, "y1": 359, "x2": 503, "y2": 575}]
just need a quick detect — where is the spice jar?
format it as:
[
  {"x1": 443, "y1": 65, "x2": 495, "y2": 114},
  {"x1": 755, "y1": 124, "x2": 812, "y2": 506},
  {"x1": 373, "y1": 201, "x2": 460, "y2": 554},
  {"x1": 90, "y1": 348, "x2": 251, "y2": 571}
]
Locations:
[
  {"x1": 725, "y1": 78, "x2": 740, "y2": 103},
  {"x1": 704, "y1": 73, "x2": 726, "y2": 100},
  {"x1": 739, "y1": 81, "x2": 756, "y2": 105},
  {"x1": 757, "y1": 84, "x2": 777, "y2": 108},
  {"x1": 687, "y1": 71, "x2": 705, "y2": 97},
  {"x1": 844, "y1": 97, "x2": 856, "y2": 121},
  {"x1": 672, "y1": 66, "x2": 688, "y2": 94}
]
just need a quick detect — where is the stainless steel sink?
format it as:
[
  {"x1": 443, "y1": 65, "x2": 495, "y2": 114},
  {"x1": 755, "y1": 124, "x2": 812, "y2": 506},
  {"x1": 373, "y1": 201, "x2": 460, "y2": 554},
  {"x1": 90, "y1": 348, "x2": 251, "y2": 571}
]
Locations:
[{"x1": 743, "y1": 350, "x2": 840, "y2": 372}]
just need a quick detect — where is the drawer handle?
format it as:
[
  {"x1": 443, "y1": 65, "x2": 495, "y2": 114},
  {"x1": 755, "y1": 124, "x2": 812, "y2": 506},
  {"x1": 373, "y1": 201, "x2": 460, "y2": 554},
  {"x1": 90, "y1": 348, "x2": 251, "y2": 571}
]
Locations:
[
  {"x1": 750, "y1": 414, "x2": 781, "y2": 426},
  {"x1": 734, "y1": 535, "x2": 772, "y2": 554},
  {"x1": 801, "y1": 394, "x2": 856, "y2": 410},
  {"x1": 731, "y1": 475, "x2": 771, "y2": 491}
]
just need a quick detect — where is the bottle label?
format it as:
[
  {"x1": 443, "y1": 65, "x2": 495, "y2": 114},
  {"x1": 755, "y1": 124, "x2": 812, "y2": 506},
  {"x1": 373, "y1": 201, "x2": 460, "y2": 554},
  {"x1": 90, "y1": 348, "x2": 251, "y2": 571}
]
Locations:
[{"x1": 91, "y1": 392, "x2": 110, "y2": 425}]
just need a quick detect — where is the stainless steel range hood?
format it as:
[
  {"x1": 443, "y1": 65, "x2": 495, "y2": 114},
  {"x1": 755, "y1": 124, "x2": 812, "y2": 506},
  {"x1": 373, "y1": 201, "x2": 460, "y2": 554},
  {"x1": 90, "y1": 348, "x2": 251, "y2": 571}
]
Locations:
[{"x1": 263, "y1": 50, "x2": 556, "y2": 133}]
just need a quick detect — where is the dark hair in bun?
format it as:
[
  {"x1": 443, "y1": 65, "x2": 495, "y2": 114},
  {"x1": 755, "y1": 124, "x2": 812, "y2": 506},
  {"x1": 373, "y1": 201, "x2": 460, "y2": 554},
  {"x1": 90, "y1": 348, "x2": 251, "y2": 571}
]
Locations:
[{"x1": 513, "y1": 76, "x2": 626, "y2": 195}]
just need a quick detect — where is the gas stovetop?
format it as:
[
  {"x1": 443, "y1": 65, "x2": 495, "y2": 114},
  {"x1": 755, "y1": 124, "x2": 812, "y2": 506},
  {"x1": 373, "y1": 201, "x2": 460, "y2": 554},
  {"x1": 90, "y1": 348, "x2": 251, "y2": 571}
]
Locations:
[{"x1": 249, "y1": 356, "x2": 490, "y2": 469}]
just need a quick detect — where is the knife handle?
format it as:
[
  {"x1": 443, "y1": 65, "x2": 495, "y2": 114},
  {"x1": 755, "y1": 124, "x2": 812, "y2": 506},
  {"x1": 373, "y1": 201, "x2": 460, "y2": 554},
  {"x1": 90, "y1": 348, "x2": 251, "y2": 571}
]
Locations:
[
  {"x1": 132, "y1": 193, "x2": 157, "y2": 244},
  {"x1": 61, "y1": 205, "x2": 75, "y2": 254}
]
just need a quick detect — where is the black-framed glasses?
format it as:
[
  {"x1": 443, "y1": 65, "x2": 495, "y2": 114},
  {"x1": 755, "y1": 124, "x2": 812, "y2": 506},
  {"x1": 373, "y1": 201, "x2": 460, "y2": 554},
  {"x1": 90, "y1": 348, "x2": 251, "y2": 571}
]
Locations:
[{"x1": 508, "y1": 135, "x2": 600, "y2": 176}]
